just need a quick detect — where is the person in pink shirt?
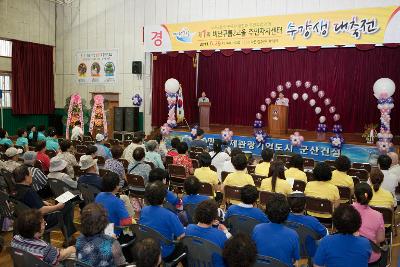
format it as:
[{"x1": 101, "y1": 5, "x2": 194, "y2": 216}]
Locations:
[{"x1": 352, "y1": 183, "x2": 385, "y2": 265}]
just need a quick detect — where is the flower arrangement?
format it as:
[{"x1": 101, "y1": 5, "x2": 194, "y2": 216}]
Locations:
[
  {"x1": 65, "y1": 94, "x2": 84, "y2": 139},
  {"x1": 361, "y1": 124, "x2": 378, "y2": 144},
  {"x1": 89, "y1": 95, "x2": 108, "y2": 136}
]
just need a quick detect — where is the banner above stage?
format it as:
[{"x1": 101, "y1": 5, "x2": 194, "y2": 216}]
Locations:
[
  {"x1": 76, "y1": 49, "x2": 117, "y2": 84},
  {"x1": 144, "y1": 6, "x2": 400, "y2": 52}
]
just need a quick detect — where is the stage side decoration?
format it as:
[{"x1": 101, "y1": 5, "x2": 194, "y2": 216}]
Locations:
[
  {"x1": 362, "y1": 123, "x2": 378, "y2": 144},
  {"x1": 160, "y1": 123, "x2": 172, "y2": 136},
  {"x1": 89, "y1": 95, "x2": 108, "y2": 136},
  {"x1": 330, "y1": 134, "x2": 345, "y2": 149},
  {"x1": 373, "y1": 78, "x2": 395, "y2": 153},
  {"x1": 165, "y1": 78, "x2": 187, "y2": 128},
  {"x1": 254, "y1": 129, "x2": 269, "y2": 145},
  {"x1": 65, "y1": 93, "x2": 85, "y2": 139},
  {"x1": 191, "y1": 125, "x2": 199, "y2": 140},
  {"x1": 221, "y1": 128, "x2": 234, "y2": 142},
  {"x1": 253, "y1": 113, "x2": 263, "y2": 128},
  {"x1": 132, "y1": 94, "x2": 143, "y2": 107},
  {"x1": 289, "y1": 132, "x2": 304, "y2": 147}
]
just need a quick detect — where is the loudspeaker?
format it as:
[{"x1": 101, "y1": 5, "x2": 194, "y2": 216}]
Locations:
[
  {"x1": 124, "y1": 107, "x2": 139, "y2": 132},
  {"x1": 114, "y1": 107, "x2": 125, "y2": 132},
  {"x1": 48, "y1": 114, "x2": 63, "y2": 136},
  {"x1": 132, "y1": 61, "x2": 142, "y2": 74}
]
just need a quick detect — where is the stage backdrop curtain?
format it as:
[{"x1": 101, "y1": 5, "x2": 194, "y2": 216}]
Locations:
[
  {"x1": 12, "y1": 40, "x2": 55, "y2": 115},
  {"x1": 198, "y1": 47, "x2": 400, "y2": 134},
  {"x1": 151, "y1": 53, "x2": 197, "y2": 127}
]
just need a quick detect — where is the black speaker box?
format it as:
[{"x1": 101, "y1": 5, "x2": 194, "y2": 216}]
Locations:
[
  {"x1": 114, "y1": 107, "x2": 125, "y2": 132},
  {"x1": 48, "y1": 114, "x2": 63, "y2": 136},
  {"x1": 132, "y1": 61, "x2": 142, "y2": 74},
  {"x1": 124, "y1": 107, "x2": 139, "y2": 132}
]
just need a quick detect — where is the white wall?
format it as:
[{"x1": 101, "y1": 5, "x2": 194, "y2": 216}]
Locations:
[{"x1": 55, "y1": 0, "x2": 400, "y2": 133}]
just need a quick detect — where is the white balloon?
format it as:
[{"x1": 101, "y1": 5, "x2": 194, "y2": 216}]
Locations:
[
  {"x1": 324, "y1": 98, "x2": 331, "y2": 106},
  {"x1": 309, "y1": 99, "x2": 316, "y2": 107},
  {"x1": 373, "y1": 78, "x2": 396, "y2": 99},
  {"x1": 265, "y1": 98, "x2": 272, "y2": 105},
  {"x1": 292, "y1": 93, "x2": 299, "y2": 100},
  {"x1": 270, "y1": 91, "x2": 277, "y2": 98},
  {"x1": 302, "y1": 93, "x2": 308, "y2": 101},
  {"x1": 165, "y1": 78, "x2": 180, "y2": 93},
  {"x1": 295, "y1": 80, "x2": 302, "y2": 87},
  {"x1": 315, "y1": 107, "x2": 321, "y2": 114},
  {"x1": 312, "y1": 85, "x2": 319, "y2": 93},
  {"x1": 319, "y1": 116, "x2": 326, "y2": 123},
  {"x1": 260, "y1": 104, "x2": 267, "y2": 112},
  {"x1": 277, "y1": 85, "x2": 284, "y2": 92}
]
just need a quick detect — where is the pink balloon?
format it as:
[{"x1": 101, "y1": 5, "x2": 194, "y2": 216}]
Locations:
[
  {"x1": 309, "y1": 99, "x2": 316, "y2": 107},
  {"x1": 312, "y1": 85, "x2": 319, "y2": 93},
  {"x1": 285, "y1": 82, "x2": 291, "y2": 89},
  {"x1": 265, "y1": 98, "x2": 271, "y2": 105},
  {"x1": 315, "y1": 107, "x2": 321, "y2": 114},
  {"x1": 305, "y1": 81, "x2": 311, "y2": 88},
  {"x1": 318, "y1": 90, "x2": 325, "y2": 99},
  {"x1": 295, "y1": 80, "x2": 302, "y2": 87},
  {"x1": 256, "y1": 113, "x2": 262, "y2": 120},
  {"x1": 260, "y1": 104, "x2": 266, "y2": 112},
  {"x1": 270, "y1": 91, "x2": 277, "y2": 98},
  {"x1": 324, "y1": 98, "x2": 331, "y2": 106},
  {"x1": 319, "y1": 116, "x2": 326, "y2": 123},
  {"x1": 277, "y1": 85, "x2": 284, "y2": 92},
  {"x1": 302, "y1": 93, "x2": 308, "y2": 101},
  {"x1": 292, "y1": 93, "x2": 299, "y2": 100},
  {"x1": 329, "y1": 106, "x2": 336, "y2": 113},
  {"x1": 333, "y1": 114, "x2": 340, "y2": 121}
]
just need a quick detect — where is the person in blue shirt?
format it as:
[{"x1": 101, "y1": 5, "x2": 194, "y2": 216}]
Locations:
[
  {"x1": 185, "y1": 199, "x2": 229, "y2": 267},
  {"x1": 45, "y1": 128, "x2": 60, "y2": 151},
  {"x1": 190, "y1": 128, "x2": 208, "y2": 150},
  {"x1": 27, "y1": 124, "x2": 38, "y2": 146},
  {"x1": 252, "y1": 194, "x2": 300, "y2": 266},
  {"x1": 183, "y1": 176, "x2": 210, "y2": 205},
  {"x1": 16, "y1": 128, "x2": 29, "y2": 151},
  {"x1": 36, "y1": 125, "x2": 47, "y2": 141},
  {"x1": 225, "y1": 184, "x2": 269, "y2": 223},
  {"x1": 78, "y1": 155, "x2": 102, "y2": 191},
  {"x1": 314, "y1": 205, "x2": 372, "y2": 267},
  {"x1": 286, "y1": 192, "x2": 328, "y2": 258},
  {"x1": 0, "y1": 128, "x2": 13, "y2": 147},
  {"x1": 94, "y1": 133, "x2": 112, "y2": 160},
  {"x1": 139, "y1": 181, "x2": 186, "y2": 264},
  {"x1": 148, "y1": 168, "x2": 180, "y2": 207}
]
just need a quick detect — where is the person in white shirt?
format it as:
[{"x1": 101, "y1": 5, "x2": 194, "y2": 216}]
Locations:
[
  {"x1": 122, "y1": 135, "x2": 146, "y2": 164},
  {"x1": 378, "y1": 154, "x2": 400, "y2": 196},
  {"x1": 70, "y1": 121, "x2": 83, "y2": 141},
  {"x1": 209, "y1": 140, "x2": 231, "y2": 181},
  {"x1": 388, "y1": 152, "x2": 400, "y2": 180},
  {"x1": 197, "y1": 91, "x2": 210, "y2": 105},
  {"x1": 275, "y1": 93, "x2": 289, "y2": 106},
  {"x1": 222, "y1": 148, "x2": 244, "y2": 173}
]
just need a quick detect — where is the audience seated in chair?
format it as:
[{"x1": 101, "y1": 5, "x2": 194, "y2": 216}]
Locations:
[
  {"x1": 149, "y1": 168, "x2": 180, "y2": 207},
  {"x1": 388, "y1": 152, "x2": 400, "y2": 180},
  {"x1": 167, "y1": 137, "x2": 180, "y2": 158},
  {"x1": 22, "y1": 151, "x2": 51, "y2": 198},
  {"x1": 128, "y1": 147, "x2": 152, "y2": 183},
  {"x1": 194, "y1": 152, "x2": 220, "y2": 194},
  {"x1": 285, "y1": 154, "x2": 307, "y2": 183},
  {"x1": 314, "y1": 205, "x2": 372, "y2": 267},
  {"x1": 223, "y1": 233, "x2": 257, "y2": 267},
  {"x1": 94, "y1": 133, "x2": 112, "y2": 160},
  {"x1": 16, "y1": 128, "x2": 29, "y2": 152},
  {"x1": 286, "y1": 192, "x2": 328, "y2": 257},
  {"x1": 0, "y1": 128, "x2": 14, "y2": 147},
  {"x1": 76, "y1": 203, "x2": 127, "y2": 266},
  {"x1": 145, "y1": 140, "x2": 165, "y2": 169},
  {"x1": 260, "y1": 160, "x2": 292, "y2": 196},
  {"x1": 123, "y1": 133, "x2": 146, "y2": 163},
  {"x1": 252, "y1": 194, "x2": 300, "y2": 266},
  {"x1": 209, "y1": 139, "x2": 231, "y2": 181},
  {"x1": 255, "y1": 148, "x2": 274, "y2": 177},
  {"x1": 352, "y1": 182, "x2": 385, "y2": 265},
  {"x1": 85, "y1": 145, "x2": 97, "y2": 158},
  {"x1": 134, "y1": 238, "x2": 162, "y2": 267},
  {"x1": 369, "y1": 169, "x2": 396, "y2": 209},
  {"x1": 304, "y1": 162, "x2": 340, "y2": 218},
  {"x1": 57, "y1": 140, "x2": 78, "y2": 179},
  {"x1": 183, "y1": 176, "x2": 210, "y2": 206},
  {"x1": 222, "y1": 148, "x2": 243, "y2": 173},
  {"x1": 13, "y1": 165, "x2": 77, "y2": 243},
  {"x1": 104, "y1": 145, "x2": 127, "y2": 187},
  {"x1": 27, "y1": 124, "x2": 38, "y2": 146},
  {"x1": 330, "y1": 155, "x2": 354, "y2": 194},
  {"x1": 185, "y1": 199, "x2": 230, "y2": 267},
  {"x1": 78, "y1": 155, "x2": 102, "y2": 191},
  {"x1": 226, "y1": 184, "x2": 269, "y2": 223},
  {"x1": 45, "y1": 128, "x2": 60, "y2": 151},
  {"x1": 47, "y1": 157, "x2": 77, "y2": 189},
  {"x1": 378, "y1": 154, "x2": 400, "y2": 197},
  {"x1": 4, "y1": 147, "x2": 23, "y2": 173},
  {"x1": 11, "y1": 209, "x2": 75, "y2": 266},
  {"x1": 154, "y1": 133, "x2": 167, "y2": 162},
  {"x1": 223, "y1": 153, "x2": 254, "y2": 188},
  {"x1": 35, "y1": 141, "x2": 51, "y2": 173},
  {"x1": 139, "y1": 181, "x2": 185, "y2": 262},
  {"x1": 190, "y1": 128, "x2": 208, "y2": 150},
  {"x1": 173, "y1": 142, "x2": 194, "y2": 175},
  {"x1": 36, "y1": 125, "x2": 47, "y2": 141}
]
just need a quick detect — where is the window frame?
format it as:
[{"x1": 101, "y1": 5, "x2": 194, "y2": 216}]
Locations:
[
  {"x1": 0, "y1": 73, "x2": 12, "y2": 108},
  {"x1": 0, "y1": 39, "x2": 12, "y2": 58}
]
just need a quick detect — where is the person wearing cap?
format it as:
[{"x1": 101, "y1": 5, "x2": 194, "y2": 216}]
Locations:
[
  {"x1": 0, "y1": 128, "x2": 13, "y2": 148},
  {"x1": 45, "y1": 128, "x2": 60, "y2": 151},
  {"x1": 287, "y1": 192, "x2": 328, "y2": 257},
  {"x1": 4, "y1": 147, "x2": 23, "y2": 173},
  {"x1": 35, "y1": 141, "x2": 51, "y2": 173},
  {"x1": 78, "y1": 155, "x2": 102, "y2": 191},
  {"x1": 145, "y1": 140, "x2": 164, "y2": 169},
  {"x1": 57, "y1": 140, "x2": 78, "y2": 178},
  {"x1": 16, "y1": 128, "x2": 29, "y2": 152},
  {"x1": 48, "y1": 158, "x2": 77, "y2": 189},
  {"x1": 22, "y1": 151, "x2": 51, "y2": 198},
  {"x1": 94, "y1": 133, "x2": 112, "y2": 160}
]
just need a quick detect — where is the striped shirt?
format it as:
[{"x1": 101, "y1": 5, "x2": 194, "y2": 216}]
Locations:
[
  {"x1": 29, "y1": 166, "x2": 48, "y2": 192},
  {"x1": 11, "y1": 235, "x2": 60, "y2": 266}
]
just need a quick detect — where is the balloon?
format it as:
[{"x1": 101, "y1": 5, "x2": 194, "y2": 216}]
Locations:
[
  {"x1": 309, "y1": 99, "x2": 316, "y2": 107},
  {"x1": 330, "y1": 134, "x2": 345, "y2": 149},
  {"x1": 270, "y1": 91, "x2": 277, "y2": 98},
  {"x1": 221, "y1": 128, "x2": 234, "y2": 142},
  {"x1": 285, "y1": 81, "x2": 292, "y2": 88},
  {"x1": 312, "y1": 85, "x2": 319, "y2": 93},
  {"x1": 265, "y1": 98, "x2": 271, "y2": 105},
  {"x1": 373, "y1": 78, "x2": 396, "y2": 99},
  {"x1": 256, "y1": 113, "x2": 262, "y2": 120},
  {"x1": 292, "y1": 93, "x2": 299, "y2": 100},
  {"x1": 305, "y1": 81, "x2": 311, "y2": 88},
  {"x1": 318, "y1": 90, "x2": 325, "y2": 99},
  {"x1": 329, "y1": 106, "x2": 336, "y2": 113},
  {"x1": 260, "y1": 105, "x2": 266, "y2": 112},
  {"x1": 165, "y1": 78, "x2": 180, "y2": 93},
  {"x1": 333, "y1": 114, "x2": 340, "y2": 121},
  {"x1": 277, "y1": 85, "x2": 284, "y2": 92},
  {"x1": 315, "y1": 107, "x2": 321, "y2": 114},
  {"x1": 290, "y1": 132, "x2": 304, "y2": 147},
  {"x1": 324, "y1": 98, "x2": 331, "y2": 106},
  {"x1": 295, "y1": 80, "x2": 302, "y2": 87},
  {"x1": 319, "y1": 116, "x2": 326, "y2": 123},
  {"x1": 302, "y1": 93, "x2": 308, "y2": 101}
]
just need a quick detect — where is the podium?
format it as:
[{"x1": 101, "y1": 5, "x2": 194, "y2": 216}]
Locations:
[
  {"x1": 267, "y1": 104, "x2": 288, "y2": 135},
  {"x1": 199, "y1": 102, "x2": 211, "y2": 131}
]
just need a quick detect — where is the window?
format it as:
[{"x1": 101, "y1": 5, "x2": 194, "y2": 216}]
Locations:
[
  {"x1": 0, "y1": 74, "x2": 11, "y2": 107},
  {"x1": 0, "y1": 40, "x2": 12, "y2": 57}
]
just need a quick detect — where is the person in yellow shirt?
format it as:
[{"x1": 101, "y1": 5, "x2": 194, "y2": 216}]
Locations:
[
  {"x1": 369, "y1": 169, "x2": 396, "y2": 209},
  {"x1": 304, "y1": 162, "x2": 340, "y2": 218},
  {"x1": 255, "y1": 148, "x2": 273, "y2": 177},
  {"x1": 260, "y1": 161, "x2": 292, "y2": 196},
  {"x1": 194, "y1": 152, "x2": 220, "y2": 194},
  {"x1": 223, "y1": 154, "x2": 255, "y2": 188},
  {"x1": 330, "y1": 156, "x2": 354, "y2": 191},
  {"x1": 284, "y1": 154, "x2": 307, "y2": 183}
]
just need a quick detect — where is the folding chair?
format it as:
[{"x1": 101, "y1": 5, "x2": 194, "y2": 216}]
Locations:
[
  {"x1": 71, "y1": 140, "x2": 82, "y2": 147},
  {"x1": 182, "y1": 236, "x2": 222, "y2": 266},
  {"x1": 11, "y1": 248, "x2": 52, "y2": 267},
  {"x1": 347, "y1": 168, "x2": 369, "y2": 182},
  {"x1": 73, "y1": 165, "x2": 84, "y2": 178},
  {"x1": 191, "y1": 147, "x2": 204, "y2": 153},
  {"x1": 98, "y1": 168, "x2": 110, "y2": 177},
  {"x1": 78, "y1": 183, "x2": 100, "y2": 206},
  {"x1": 84, "y1": 141, "x2": 95, "y2": 146},
  {"x1": 189, "y1": 151, "x2": 200, "y2": 159},
  {"x1": 74, "y1": 152, "x2": 85, "y2": 162},
  {"x1": 95, "y1": 155, "x2": 105, "y2": 165},
  {"x1": 352, "y1": 162, "x2": 371, "y2": 173},
  {"x1": 225, "y1": 214, "x2": 261, "y2": 236},
  {"x1": 247, "y1": 165, "x2": 256, "y2": 174},
  {"x1": 337, "y1": 186, "x2": 352, "y2": 204},
  {"x1": 47, "y1": 178, "x2": 78, "y2": 197},
  {"x1": 109, "y1": 139, "x2": 120, "y2": 146},
  {"x1": 191, "y1": 159, "x2": 199, "y2": 169},
  {"x1": 224, "y1": 185, "x2": 242, "y2": 205},
  {"x1": 62, "y1": 259, "x2": 92, "y2": 267},
  {"x1": 305, "y1": 172, "x2": 315, "y2": 182},
  {"x1": 253, "y1": 255, "x2": 289, "y2": 267},
  {"x1": 221, "y1": 171, "x2": 231, "y2": 183},
  {"x1": 198, "y1": 182, "x2": 214, "y2": 197},
  {"x1": 168, "y1": 164, "x2": 187, "y2": 189},
  {"x1": 76, "y1": 145, "x2": 87, "y2": 154},
  {"x1": 259, "y1": 191, "x2": 285, "y2": 207},
  {"x1": 303, "y1": 158, "x2": 315, "y2": 170},
  {"x1": 144, "y1": 160, "x2": 155, "y2": 170},
  {"x1": 118, "y1": 158, "x2": 129, "y2": 169},
  {"x1": 277, "y1": 155, "x2": 292, "y2": 168},
  {"x1": 305, "y1": 196, "x2": 334, "y2": 230},
  {"x1": 183, "y1": 203, "x2": 198, "y2": 225},
  {"x1": 126, "y1": 174, "x2": 145, "y2": 198},
  {"x1": 292, "y1": 180, "x2": 306, "y2": 192},
  {"x1": 352, "y1": 176, "x2": 360, "y2": 186},
  {"x1": 83, "y1": 135, "x2": 93, "y2": 142},
  {"x1": 124, "y1": 133, "x2": 134, "y2": 141},
  {"x1": 370, "y1": 206, "x2": 394, "y2": 265},
  {"x1": 251, "y1": 174, "x2": 265, "y2": 188},
  {"x1": 165, "y1": 155, "x2": 174, "y2": 167},
  {"x1": 45, "y1": 150, "x2": 57, "y2": 159},
  {"x1": 325, "y1": 160, "x2": 336, "y2": 170}
]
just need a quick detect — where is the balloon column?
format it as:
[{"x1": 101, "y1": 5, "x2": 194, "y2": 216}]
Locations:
[
  {"x1": 165, "y1": 78, "x2": 180, "y2": 128},
  {"x1": 373, "y1": 78, "x2": 395, "y2": 153}
]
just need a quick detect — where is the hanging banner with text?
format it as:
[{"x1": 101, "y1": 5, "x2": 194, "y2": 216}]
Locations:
[
  {"x1": 144, "y1": 6, "x2": 400, "y2": 52},
  {"x1": 76, "y1": 49, "x2": 118, "y2": 84}
]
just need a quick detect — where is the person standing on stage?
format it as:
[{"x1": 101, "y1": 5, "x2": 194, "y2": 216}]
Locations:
[
  {"x1": 275, "y1": 93, "x2": 289, "y2": 106},
  {"x1": 198, "y1": 91, "x2": 210, "y2": 105}
]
